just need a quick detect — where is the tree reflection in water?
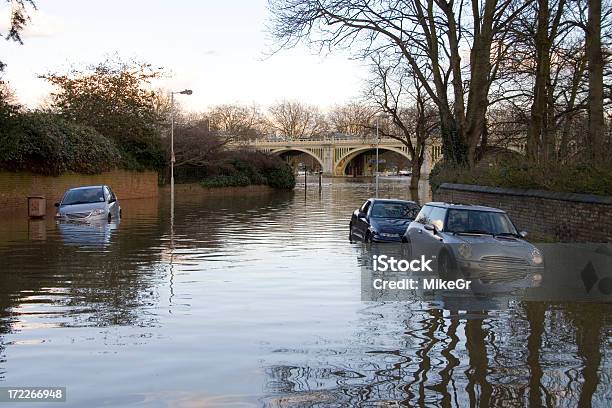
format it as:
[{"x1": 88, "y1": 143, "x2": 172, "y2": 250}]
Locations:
[{"x1": 263, "y1": 301, "x2": 610, "y2": 407}]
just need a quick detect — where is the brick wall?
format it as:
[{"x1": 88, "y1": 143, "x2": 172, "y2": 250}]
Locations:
[
  {"x1": 0, "y1": 170, "x2": 159, "y2": 214},
  {"x1": 433, "y1": 183, "x2": 612, "y2": 242}
]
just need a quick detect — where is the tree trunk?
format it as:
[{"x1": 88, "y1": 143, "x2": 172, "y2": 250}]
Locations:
[
  {"x1": 410, "y1": 157, "x2": 421, "y2": 191},
  {"x1": 586, "y1": 0, "x2": 605, "y2": 162},
  {"x1": 464, "y1": 0, "x2": 496, "y2": 167},
  {"x1": 439, "y1": 109, "x2": 469, "y2": 166},
  {"x1": 527, "y1": 0, "x2": 551, "y2": 162},
  {"x1": 558, "y1": 56, "x2": 586, "y2": 160}
]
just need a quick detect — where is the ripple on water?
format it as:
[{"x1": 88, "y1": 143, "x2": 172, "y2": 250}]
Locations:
[{"x1": 0, "y1": 179, "x2": 609, "y2": 407}]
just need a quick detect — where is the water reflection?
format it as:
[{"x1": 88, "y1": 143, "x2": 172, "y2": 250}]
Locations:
[
  {"x1": 57, "y1": 219, "x2": 119, "y2": 247},
  {"x1": 0, "y1": 178, "x2": 608, "y2": 407},
  {"x1": 263, "y1": 301, "x2": 610, "y2": 407}
]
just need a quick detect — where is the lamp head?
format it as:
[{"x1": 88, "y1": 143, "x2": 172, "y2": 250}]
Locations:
[{"x1": 179, "y1": 89, "x2": 193, "y2": 95}]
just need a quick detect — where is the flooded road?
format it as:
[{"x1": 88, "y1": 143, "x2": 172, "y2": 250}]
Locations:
[{"x1": 0, "y1": 178, "x2": 610, "y2": 407}]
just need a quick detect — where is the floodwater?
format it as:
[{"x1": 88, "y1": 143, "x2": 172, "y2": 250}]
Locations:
[{"x1": 0, "y1": 177, "x2": 610, "y2": 407}]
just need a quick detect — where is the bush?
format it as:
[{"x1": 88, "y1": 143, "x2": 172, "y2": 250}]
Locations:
[
  {"x1": 0, "y1": 112, "x2": 121, "y2": 175},
  {"x1": 42, "y1": 58, "x2": 168, "y2": 172},
  {"x1": 263, "y1": 165, "x2": 296, "y2": 189},
  {"x1": 430, "y1": 158, "x2": 612, "y2": 196},
  {"x1": 117, "y1": 135, "x2": 166, "y2": 172},
  {"x1": 231, "y1": 159, "x2": 268, "y2": 185},
  {"x1": 195, "y1": 150, "x2": 296, "y2": 190},
  {"x1": 201, "y1": 173, "x2": 251, "y2": 188}
]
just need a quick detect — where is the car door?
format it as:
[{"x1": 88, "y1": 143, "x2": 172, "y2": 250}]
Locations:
[
  {"x1": 104, "y1": 186, "x2": 117, "y2": 217},
  {"x1": 354, "y1": 200, "x2": 372, "y2": 239},
  {"x1": 109, "y1": 187, "x2": 120, "y2": 218},
  {"x1": 420, "y1": 206, "x2": 447, "y2": 261},
  {"x1": 407, "y1": 205, "x2": 432, "y2": 256}
]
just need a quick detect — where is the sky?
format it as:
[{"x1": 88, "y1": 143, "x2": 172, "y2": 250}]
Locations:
[{"x1": 0, "y1": 0, "x2": 368, "y2": 111}]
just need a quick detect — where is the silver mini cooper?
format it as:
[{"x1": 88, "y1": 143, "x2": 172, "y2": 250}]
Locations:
[{"x1": 404, "y1": 202, "x2": 544, "y2": 281}]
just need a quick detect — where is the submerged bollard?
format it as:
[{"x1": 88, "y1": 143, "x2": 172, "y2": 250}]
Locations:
[
  {"x1": 318, "y1": 171, "x2": 322, "y2": 192},
  {"x1": 27, "y1": 195, "x2": 46, "y2": 218}
]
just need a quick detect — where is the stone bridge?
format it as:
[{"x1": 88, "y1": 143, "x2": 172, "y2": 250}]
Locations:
[{"x1": 238, "y1": 137, "x2": 444, "y2": 176}]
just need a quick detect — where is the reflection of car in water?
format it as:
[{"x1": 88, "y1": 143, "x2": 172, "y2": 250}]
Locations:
[
  {"x1": 57, "y1": 219, "x2": 119, "y2": 247},
  {"x1": 55, "y1": 185, "x2": 121, "y2": 223},
  {"x1": 403, "y1": 203, "x2": 544, "y2": 281},
  {"x1": 350, "y1": 198, "x2": 420, "y2": 242}
]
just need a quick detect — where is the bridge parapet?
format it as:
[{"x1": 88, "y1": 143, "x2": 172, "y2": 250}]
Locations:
[
  {"x1": 231, "y1": 137, "x2": 450, "y2": 176},
  {"x1": 233, "y1": 137, "x2": 442, "y2": 177},
  {"x1": 231, "y1": 137, "x2": 527, "y2": 177}
]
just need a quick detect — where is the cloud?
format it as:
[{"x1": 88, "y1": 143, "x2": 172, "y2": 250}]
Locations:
[{"x1": 202, "y1": 49, "x2": 220, "y2": 57}]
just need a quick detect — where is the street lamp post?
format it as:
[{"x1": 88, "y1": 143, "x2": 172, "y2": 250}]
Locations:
[
  {"x1": 375, "y1": 118, "x2": 379, "y2": 198},
  {"x1": 170, "y1": 89, "x2": 193, "y2": 220}
]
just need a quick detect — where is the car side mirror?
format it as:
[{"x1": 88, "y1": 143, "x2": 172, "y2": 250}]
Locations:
[
  {"x1": 109, "y1": 197, "x2": 116, "y2": 203},
  {"x1": 358, "y1": 212, "x2": 367, "y2": 220},
  {"x1": 54, "y1": 202, "x2": 60, "y2": 208},
  {"x1": 424, "y1": 223, "x2": 437, "y2": 233},
  {"x1": 519, "y1": 231, "x2": 528, "y2": 238}
]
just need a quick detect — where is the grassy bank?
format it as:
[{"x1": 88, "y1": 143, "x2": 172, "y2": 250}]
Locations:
[{"x1": 430, "y1": 160, "x2": 612, "y2": 196}]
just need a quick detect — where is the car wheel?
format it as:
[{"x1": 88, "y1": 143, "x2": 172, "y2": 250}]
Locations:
[
  {"x1": 107, "y1": 213, "x2": 112, "y2": 223},
  {"x1": 365, "y1": 231, "x2": 372, "y2": 243},
  {"x1": 438, "y1": 250, "x2": 457, "y2": 280}
]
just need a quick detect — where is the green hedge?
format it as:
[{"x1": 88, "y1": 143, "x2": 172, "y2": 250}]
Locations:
[
  {"x1": 198, "y1": 151, "x2": 296, "y2": 190},
  {"x1": 0, "y1": 112, "x2": 121, "y2": 175},
  {"x1": 263, "y1": 166, "x2": 296, "y2": 189},
  {"x1": 430, "y1": 159, "x2": 612, "y2": 196}
]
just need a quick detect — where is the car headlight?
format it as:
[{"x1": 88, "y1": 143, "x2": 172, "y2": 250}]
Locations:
[
  {"x1": 531, "y1": 248, "x2": 543, "y2": 265},
  {"x1": 457, "y1": 243, "x2": 472, "y2": 259},
  {"x1": 90, "y1": 209, "x2": 105, "y2": 216}
]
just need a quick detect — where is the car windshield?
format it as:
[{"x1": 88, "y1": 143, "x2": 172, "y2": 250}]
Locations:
[
  {"x1": 370, "y1": 202, "x2": 419, "y2": 219},
  {"x1": 62, "y1": 188, "x2": 105, "y2": 205},
  {"x1": 446, "y1": 209, "x2": 518, "y2": 235}
]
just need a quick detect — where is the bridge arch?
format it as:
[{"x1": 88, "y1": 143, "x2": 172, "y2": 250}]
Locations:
[
  {"x1": 334, "y1": 146, "x2": 412, "y2": 176},
  {"x1": 270, "y1": 147, "x2": 325, "y2": 170}
]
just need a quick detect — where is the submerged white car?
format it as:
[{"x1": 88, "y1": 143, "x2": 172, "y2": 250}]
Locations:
[{"x1": 55, "y1": 185, "x2": 121, "y2": 223}]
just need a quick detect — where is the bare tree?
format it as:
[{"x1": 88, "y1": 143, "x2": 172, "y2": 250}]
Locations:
[
  {"x1": 208, "y1": 103, "x2": 264, "y2": 141},
  {"x1": 499, "y1": 0, "x2": 612, "y2": 162},
  {"x1": 267, "y1": 100, "x2": 328, "y2": 139},
  {"x1": 170, "y1": 119, "x2": 225, "y2": 168},
  {"x1": 364, "y1": 55, "x2": 438, "y2": 193},
  {"x1": 586, "y1": 0, "x2": 606, "y2": 160},
  {"x1": 328, "y1": 102, "x2": 376, "y2": 137},
  {"x1": 269, "y1": 0, "x2": 527, "y2": 167},
  {"x1": 0, "y1": 80, "x2": 18, "y2": 106},
  {"x1": 524, "y1": 0, "x2": 567, "y2": 162}
]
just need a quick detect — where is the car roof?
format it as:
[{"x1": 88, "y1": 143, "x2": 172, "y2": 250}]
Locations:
[
  {"x1": 67, "y1": 185, "x2": 106, "y2": 191},
  {"x1": 369, "y1": 198, "x2": 419, "y2": 205},
  {"x1": 424, "y1": 202, "x2": 506, "y2": 213}
]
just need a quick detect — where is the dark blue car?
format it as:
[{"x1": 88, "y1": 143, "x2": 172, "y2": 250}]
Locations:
[{"x1": 349, "y1": 198, "x2": 420, "y2": 242}]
